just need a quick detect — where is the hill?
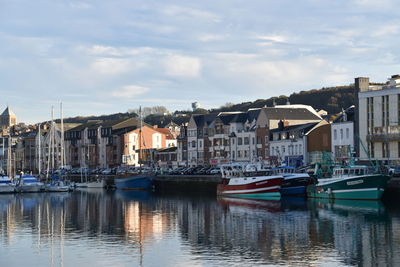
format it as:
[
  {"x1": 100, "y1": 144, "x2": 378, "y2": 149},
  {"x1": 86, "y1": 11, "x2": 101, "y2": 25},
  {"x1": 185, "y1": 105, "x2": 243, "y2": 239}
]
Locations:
[{"x1": 56, "y1": 84, "x2": 356, "y2": 126}]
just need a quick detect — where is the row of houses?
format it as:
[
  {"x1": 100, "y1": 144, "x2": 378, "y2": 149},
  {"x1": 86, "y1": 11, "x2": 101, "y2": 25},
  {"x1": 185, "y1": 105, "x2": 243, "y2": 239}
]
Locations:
[{"x1": 1, "y1": 74, "x2": 399, "y2": 173}]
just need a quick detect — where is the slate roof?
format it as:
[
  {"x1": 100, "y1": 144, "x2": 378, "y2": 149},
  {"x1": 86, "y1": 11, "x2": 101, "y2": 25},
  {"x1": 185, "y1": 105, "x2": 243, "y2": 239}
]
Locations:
[
  {"x1": 263, "y1": 107, "x2": 322, "y2": 120},
  {"x1": 1, "y1": 106, "x2": 16, "y2": 117},
  {"x1": 192, "y1": 113, "x2": 218, "y2": 127},
  {"x1": 269, "y1": 122, "x2": 319, "y2": 133}
]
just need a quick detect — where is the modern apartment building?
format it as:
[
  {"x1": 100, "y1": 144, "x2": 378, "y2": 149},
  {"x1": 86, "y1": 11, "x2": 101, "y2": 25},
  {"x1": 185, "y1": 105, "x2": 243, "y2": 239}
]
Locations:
[{"x1": 357, "y1": 75, "x2": 400, "y2": 164}]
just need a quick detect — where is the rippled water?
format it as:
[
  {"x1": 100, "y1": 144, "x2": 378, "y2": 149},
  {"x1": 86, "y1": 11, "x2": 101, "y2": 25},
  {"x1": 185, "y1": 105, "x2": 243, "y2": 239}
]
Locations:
[{"x1": 0, "y1": 190, "x2": 400, "y2": 267}]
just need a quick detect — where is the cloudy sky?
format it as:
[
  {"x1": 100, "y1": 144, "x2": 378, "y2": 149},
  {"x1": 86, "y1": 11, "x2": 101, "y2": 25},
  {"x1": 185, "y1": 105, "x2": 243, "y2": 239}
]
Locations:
[{"x1": 1, "y1": 0, "x2": 399, "y2": 123}]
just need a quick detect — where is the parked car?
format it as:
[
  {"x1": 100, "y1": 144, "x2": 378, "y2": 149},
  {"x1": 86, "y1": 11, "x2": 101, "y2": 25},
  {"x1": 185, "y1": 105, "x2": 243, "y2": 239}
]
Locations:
[{"x1": 393, "y1": 166, "x2": 400, "y2": 177}]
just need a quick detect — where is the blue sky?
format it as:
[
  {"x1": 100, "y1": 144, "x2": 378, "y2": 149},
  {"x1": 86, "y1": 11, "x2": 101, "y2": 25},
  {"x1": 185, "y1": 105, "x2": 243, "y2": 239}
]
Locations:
[{"x1": 1, "y1": 0, "x2": 400, "y2": 123}]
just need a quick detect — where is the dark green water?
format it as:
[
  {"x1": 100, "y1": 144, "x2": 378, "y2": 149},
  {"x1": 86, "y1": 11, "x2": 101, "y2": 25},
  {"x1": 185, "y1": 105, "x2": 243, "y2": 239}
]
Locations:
[{"x1": 0, "y1": 190, "x2": 399, "y2": 267}]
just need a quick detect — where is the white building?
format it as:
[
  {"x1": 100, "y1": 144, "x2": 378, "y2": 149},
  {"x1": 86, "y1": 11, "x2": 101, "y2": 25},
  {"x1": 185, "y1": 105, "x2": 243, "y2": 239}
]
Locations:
[
  {"x1": 331, "y1": 106, "x2": 355, "y2": 161},
  {"x1": 269, "y1": 121, "x2": 318, "y2": 167},
  {"x1": 357, "y1": 75, "x2": 400, "y2": 164}
]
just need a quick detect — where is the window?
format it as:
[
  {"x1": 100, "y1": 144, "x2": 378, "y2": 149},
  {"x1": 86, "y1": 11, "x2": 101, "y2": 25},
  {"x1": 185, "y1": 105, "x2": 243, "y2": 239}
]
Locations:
[
  {"x1": 252, "y1": 137, "x2": 255, "y2": 145},
  {"x1": 232, "y1": 151, "x2": 235, "y2": 159},
  {"x1": 346, "y1": 128, "x2": 349, "y2": 139},
  {"x1": 398, "y1": 142, "x2": 400, "y2": 157},
  {"x1": 232, "y1": 138, "x2": 235, "y2": 145},
  {"x1": 340, "y1": 129, "x2": 343, "y2": 140},
  {"x1": 244, "y1": 137, "x2": 249, "y2": 145},
  {"x1": 192, "y1": 140, "x2": 196, "y2": 148},
  {"x1": 244, "y1": 150, "x2": 248, "y2": 157},
  {"x1": 238, "y1": 151, "x2": 241, "y2": 158},
  {"x1": 334, "y1": 129, "x2": 337, "y2": 140},
  {"x1": 199, "y1": 140, "x2": 202, "y2": 148},
  {"x1": 238, "y1": 138, "x2": 243, "y2": 145}
]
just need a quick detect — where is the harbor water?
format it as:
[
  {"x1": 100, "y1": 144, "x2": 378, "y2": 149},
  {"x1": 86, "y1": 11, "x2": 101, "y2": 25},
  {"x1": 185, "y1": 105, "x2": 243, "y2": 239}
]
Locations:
[{"x1": 1, "y1": 190, "x2": 400, "y2": 266}]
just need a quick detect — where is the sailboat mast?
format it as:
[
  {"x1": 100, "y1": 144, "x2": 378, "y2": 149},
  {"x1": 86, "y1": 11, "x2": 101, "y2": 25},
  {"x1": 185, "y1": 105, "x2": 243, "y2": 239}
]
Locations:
[
  {"x1": 7, "y1": 131, "x2": 12, "y2": 179},
  {"x1": 51, "y1": 106, "x2": 55, "y2": 171},
  {"x1": 38, "y1": 124, "x2": 41, "y2": 175},
  {"x1": 139, "y1": 106, "x2": 142, "y2": 169},
  {"x1": 60, "y1": 102, "x2": 65, "y2": 168},
  {"x1": 1, "y1": 137, "x2": 4, "y2": 174}
]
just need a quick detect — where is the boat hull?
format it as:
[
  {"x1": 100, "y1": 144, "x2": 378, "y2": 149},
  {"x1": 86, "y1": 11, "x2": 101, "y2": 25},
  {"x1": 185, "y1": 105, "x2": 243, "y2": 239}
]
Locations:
[
  {"x1": 17, "y1": 184, "x2": 43, "y2": 193},
  {"x1": 86, "y1": 180, "x2": 106, "y2": 188},
  {"x1": 217, "y1": 176, "x2": 283, "y2": 199},
  {"x1": 115, "y1": 174, "x2": 153, "y2": 190},
  {"x1": 307, "y1": 174, "x2": 390, "y2": 200},
  {"x1": 0, "y1": 185, "x2": 15, "y2": 193},
  {"x1": 280, "y1": 175, "x2": 311, "y2": 196}
]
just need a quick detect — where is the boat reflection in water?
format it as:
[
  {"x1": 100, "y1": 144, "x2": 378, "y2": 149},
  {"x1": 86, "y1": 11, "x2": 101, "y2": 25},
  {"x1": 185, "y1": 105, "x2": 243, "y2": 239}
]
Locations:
[{"x1": 0, "y1": 191, "x2": 400, "y2": 266}]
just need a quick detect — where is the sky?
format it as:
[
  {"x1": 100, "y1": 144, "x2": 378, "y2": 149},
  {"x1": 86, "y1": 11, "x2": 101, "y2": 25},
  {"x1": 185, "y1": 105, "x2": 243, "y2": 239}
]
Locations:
[{"x1": 1, "y1": 0, "x2": 400, "y2": 124}]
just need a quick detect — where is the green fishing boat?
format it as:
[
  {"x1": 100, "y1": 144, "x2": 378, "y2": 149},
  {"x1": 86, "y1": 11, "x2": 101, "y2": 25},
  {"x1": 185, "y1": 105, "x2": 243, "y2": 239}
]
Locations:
[{"x1": 307, "y1": 165, "x2": 390, "y2": 200}]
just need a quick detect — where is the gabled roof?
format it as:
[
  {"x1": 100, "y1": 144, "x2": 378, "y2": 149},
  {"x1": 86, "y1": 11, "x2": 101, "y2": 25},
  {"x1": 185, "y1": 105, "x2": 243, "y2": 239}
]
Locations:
[
  {"x1": 270, "y1": 122, "x2": 319, "y2": 133},
  {"x1": 155, "y1": 128, "x2": 175, "y2": 140},
  {"x1": 1, "y1": 106, "x2": 16, "y2": 117},
  {"x1": 192, "y1": 113, "x2": 218, "y2": 127},
  {"x1": 263, "y1": 105, "x2": 322, "y2": 121}
]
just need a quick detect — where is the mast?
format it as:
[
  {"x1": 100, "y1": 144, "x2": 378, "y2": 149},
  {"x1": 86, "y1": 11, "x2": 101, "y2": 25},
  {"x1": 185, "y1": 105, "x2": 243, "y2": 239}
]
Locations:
[
  {"x1": 1, "y1": 136, "x2": 4, "y2": 174},
  {"x1": 139, "y1": 106, "x2": 142, "y2": 170},
  {"x1": 51, "y1": 106, "x2": 55, "y2": 171},
  {"x1": 38, "y1": 124, "x2": 42, "y2": 175},
  {"x1": 7, "y1": 131, "x2": 12, "y2": 179},
  {"x1": 60, "y1": 102, "x2": 65, "y2": 168}
]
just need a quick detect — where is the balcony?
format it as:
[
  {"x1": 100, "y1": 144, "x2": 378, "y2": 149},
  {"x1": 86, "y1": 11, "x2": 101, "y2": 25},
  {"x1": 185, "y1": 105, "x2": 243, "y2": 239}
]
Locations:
[{"x1": 367, "y1": 126, "x2": 400, "y2": 142}]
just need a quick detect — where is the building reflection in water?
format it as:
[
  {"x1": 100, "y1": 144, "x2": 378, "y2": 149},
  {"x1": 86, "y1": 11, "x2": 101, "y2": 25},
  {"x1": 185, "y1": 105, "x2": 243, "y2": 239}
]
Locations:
[{"x1": 0, "y1": 191, "x2": 400, "y2": 266}]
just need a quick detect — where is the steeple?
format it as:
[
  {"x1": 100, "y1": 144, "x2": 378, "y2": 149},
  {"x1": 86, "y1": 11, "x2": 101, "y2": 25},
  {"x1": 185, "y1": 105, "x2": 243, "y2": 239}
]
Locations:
[{"x1": 0, "y1": 106, "x2": 17, "y2": 128}]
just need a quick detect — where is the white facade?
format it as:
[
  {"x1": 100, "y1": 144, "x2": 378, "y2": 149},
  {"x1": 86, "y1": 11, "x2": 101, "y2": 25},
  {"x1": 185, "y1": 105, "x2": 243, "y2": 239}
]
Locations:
[
  {"x1": 358, "y1": 75, "x2": 400, "y2": 163},
  {"x1": 331, "y1": 121, "x2": 354, "y2": 160}
]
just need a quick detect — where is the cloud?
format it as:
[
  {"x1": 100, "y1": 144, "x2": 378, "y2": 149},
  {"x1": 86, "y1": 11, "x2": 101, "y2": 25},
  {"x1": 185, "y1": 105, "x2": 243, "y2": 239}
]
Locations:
[
  {"x1": 164, "y1": 55, "x2": 201, "y2": 78},
  {"x1": 256, "y1": 35, "x2": 288, "y2": 43},
  {"x1": 111, "y1": 85, "x2": 149, "y2": 98},
  {"x1": 90, "y1": 58, "x2": 131, "y2": 75},
  {"x1": 198, "y1": 34, "x2": 227, "y2": 42},
  {"x1": 161, "y1": 5, "x2": 221, "y2": 22}
]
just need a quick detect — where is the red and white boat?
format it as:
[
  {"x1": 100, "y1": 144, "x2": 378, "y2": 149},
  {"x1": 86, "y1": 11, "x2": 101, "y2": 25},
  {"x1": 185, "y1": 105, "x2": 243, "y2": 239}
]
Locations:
[{"x1": 217, "y1": 163, "x2": 284, "y2": 199}]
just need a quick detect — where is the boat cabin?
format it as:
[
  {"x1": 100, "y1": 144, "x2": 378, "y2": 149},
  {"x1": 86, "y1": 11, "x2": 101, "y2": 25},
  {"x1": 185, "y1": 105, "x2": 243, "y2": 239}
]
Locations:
[
  {"x1": 220, "y1": 163, "x2": 272, "y2": 178},
  {"x1": 332, "y1": 166, "x2": 369, "y2": 178}
]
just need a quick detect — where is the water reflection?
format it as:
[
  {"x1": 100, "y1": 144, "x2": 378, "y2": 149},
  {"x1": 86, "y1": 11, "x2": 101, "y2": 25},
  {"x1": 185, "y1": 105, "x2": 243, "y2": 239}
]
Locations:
[{"x1": 0, "y1": 191, "x2": 400, "y2": 266}]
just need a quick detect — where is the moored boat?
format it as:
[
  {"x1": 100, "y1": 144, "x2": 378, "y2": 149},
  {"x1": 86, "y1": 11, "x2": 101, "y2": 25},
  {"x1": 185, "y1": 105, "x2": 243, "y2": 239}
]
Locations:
[
  {"x1": 272, "y1": 166, "x2": 311, "y2": 196},
  {"x1": 0, "y1": 176, "x2": 16, "y2": 193},
  {"x1": 46, "y1": 181, "x2": 70, "y2": 192},
  {"x1": 217, "y1": 163, "x2": 284, "y2": 199},
  {"x1": 87, "y1": 179, "x2": 106, "y2": 188},
  {"x1": 16, "y1": 175, "x2": 44, "y2": 193},
  {"x1": 307, "y1": 165, "x2": 390, "y2": 200},
  {"x1": 114, "y1": 172, "x2": 153, "y2": 190}
]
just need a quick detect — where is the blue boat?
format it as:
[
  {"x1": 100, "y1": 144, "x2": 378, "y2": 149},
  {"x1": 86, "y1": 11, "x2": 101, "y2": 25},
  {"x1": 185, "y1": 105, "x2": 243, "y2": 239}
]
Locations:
[
  {"x1": 114, "y1": 173, "x2": 153, "y2": 190},
  {"x1": 273, "y1": 166, "x2": 311, "y2": 196}
]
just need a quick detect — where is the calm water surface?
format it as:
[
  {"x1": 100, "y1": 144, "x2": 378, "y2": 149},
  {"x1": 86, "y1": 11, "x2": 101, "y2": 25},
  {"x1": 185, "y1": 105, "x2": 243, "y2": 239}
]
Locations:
[{"x1": 0, "y1": 190, "x2": 400, "y2": 267}]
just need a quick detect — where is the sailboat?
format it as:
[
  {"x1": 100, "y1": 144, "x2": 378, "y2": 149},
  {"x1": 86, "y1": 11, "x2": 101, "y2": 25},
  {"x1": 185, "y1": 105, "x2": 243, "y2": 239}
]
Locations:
[
  {"x1": 115, "y1": 107, "x2": 153, "y2": 190},
  {"x1": 44, "y1": 104, "x2": 72, "y2": 192},
  {"x1": 0, "y1": 136, "x2": 16, "y2": 193}
]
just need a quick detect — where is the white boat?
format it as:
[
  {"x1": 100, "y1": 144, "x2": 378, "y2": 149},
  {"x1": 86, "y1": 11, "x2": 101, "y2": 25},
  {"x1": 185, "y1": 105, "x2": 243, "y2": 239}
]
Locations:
[
  {"x1": 86, "y1": 179, "x2": 106, "y2": 188},
  {"x1": 75, "y1": 182, "x2": 88, "y2": 188},
  {"x1": 0, "y1": 176, "x2": 16, "y2": 193},
  {"x1": 17, "y1": 175, "x2": 44, "y2": 193},
  {"x1": 46, "y1": 181, "x2": 70, "y2": 192}
]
